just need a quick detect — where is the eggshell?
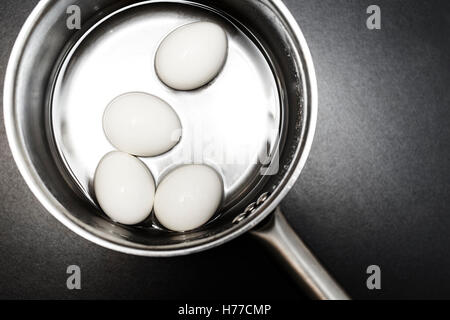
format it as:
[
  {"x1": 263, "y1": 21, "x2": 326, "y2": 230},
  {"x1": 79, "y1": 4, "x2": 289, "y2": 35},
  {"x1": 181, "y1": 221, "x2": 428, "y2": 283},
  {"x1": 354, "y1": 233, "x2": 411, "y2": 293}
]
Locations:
[
  {"x1": 154, "y1": 165, "x2": 223, "y2": 231},
  {"x1": 94, "y1": 151, "x2": 155, "y2": 225},
  {"x1": 155, "y1": 22, "x2": 228, "y2": 90},
  {"x1": 103, "y1": 92, "x2": 182, "y2": 157}
]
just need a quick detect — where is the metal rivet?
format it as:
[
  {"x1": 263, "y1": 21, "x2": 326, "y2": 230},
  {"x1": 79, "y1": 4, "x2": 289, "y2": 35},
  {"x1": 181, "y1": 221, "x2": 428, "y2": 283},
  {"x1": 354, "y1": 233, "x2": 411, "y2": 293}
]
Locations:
[
  {"x1": 256, "y1": 192, "x2": 269, "y2": 206},
  {"x1": 233, "y1": 202, "x2": 257, "y2": 224},
  {"x1": 233, "y1": 212, "x2": 247, "y2": 224},
  {"x1": 244, "y1": 202, "x2": 257, "y2": 214},
  {"x1": 233, "y1": 195, "x2": 271, "y2": 224}
]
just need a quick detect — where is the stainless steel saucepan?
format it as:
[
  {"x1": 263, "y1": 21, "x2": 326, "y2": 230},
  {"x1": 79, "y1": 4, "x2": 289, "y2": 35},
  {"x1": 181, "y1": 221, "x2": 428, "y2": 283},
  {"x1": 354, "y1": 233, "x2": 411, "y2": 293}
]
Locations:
[{"x1": 4, "y1": 0, "x2": 349, "y2": 299}]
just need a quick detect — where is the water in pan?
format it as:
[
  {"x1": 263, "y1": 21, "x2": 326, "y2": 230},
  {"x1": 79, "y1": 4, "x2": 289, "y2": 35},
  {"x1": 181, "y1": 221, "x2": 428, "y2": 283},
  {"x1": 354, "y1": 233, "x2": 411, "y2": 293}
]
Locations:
[{"x1": 51, "y1": 1, "x2": 281, "y2": 222}]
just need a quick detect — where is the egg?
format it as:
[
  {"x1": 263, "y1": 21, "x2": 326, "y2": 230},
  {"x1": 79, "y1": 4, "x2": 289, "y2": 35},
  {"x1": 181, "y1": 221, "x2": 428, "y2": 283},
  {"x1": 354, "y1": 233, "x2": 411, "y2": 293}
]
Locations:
[
  {"x1": 103, "y1": 92, "x2": 182, "y2": 157},
  {"x1": 154, "y1": 165, "x2": 223, "y2": 232},
  {"x1": 155, "y1": 21, "x2": 228, "y2": 91},
  {"x1": 94, "y1": 151, "x2": 156, "y2": 225}
]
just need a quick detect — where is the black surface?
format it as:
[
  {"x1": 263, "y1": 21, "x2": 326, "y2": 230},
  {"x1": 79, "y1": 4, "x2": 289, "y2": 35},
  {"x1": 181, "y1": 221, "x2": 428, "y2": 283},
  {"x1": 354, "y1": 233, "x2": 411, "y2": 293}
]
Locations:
[{"x1": 1, "y1": 0, "x2": 450, "y2": 300}]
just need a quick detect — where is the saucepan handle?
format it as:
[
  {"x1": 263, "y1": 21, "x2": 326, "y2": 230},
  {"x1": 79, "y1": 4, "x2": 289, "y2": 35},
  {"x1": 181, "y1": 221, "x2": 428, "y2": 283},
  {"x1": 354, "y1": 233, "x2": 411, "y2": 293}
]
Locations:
[{"x1": 250, "y1": 207, "x2": 350, "y2": 300}]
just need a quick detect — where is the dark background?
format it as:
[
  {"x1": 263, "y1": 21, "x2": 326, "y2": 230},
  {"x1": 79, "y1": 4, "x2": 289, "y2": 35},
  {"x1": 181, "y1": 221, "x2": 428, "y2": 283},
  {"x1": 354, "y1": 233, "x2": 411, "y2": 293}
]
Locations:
[{"x1": 1, "y1": 0, "x2": 450, "y2": 300}]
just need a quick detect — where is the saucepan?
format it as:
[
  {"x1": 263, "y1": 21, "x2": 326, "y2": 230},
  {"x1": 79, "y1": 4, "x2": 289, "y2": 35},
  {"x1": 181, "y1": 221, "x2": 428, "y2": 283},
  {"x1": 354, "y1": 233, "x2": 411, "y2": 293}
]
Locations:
[{"x1": 4, "y1": 0, "x2": 349, "y2": 299}]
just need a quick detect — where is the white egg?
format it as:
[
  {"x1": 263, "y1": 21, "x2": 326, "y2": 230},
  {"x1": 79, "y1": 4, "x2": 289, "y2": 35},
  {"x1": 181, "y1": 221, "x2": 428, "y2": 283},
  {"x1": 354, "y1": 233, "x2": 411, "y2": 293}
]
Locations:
[
  {"x1": 103, "y1": 92, "x2": 182, "y2": 157},
  {"x1": 154, "y1": 165, "x2": 223, "y2": 232},
  {"x1": 94, "y1": 151, "x2": 156, "y2": 225},
  {"x1": 155, "y1": 21, "x2": 228, "y2": 91}
]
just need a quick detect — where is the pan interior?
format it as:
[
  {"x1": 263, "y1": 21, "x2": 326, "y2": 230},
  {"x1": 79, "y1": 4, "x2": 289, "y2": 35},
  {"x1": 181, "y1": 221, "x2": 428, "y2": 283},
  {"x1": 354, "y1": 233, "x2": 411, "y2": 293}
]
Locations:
[{"x1": 51, "y1": 1, "x2": 282, "y2": 228}]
